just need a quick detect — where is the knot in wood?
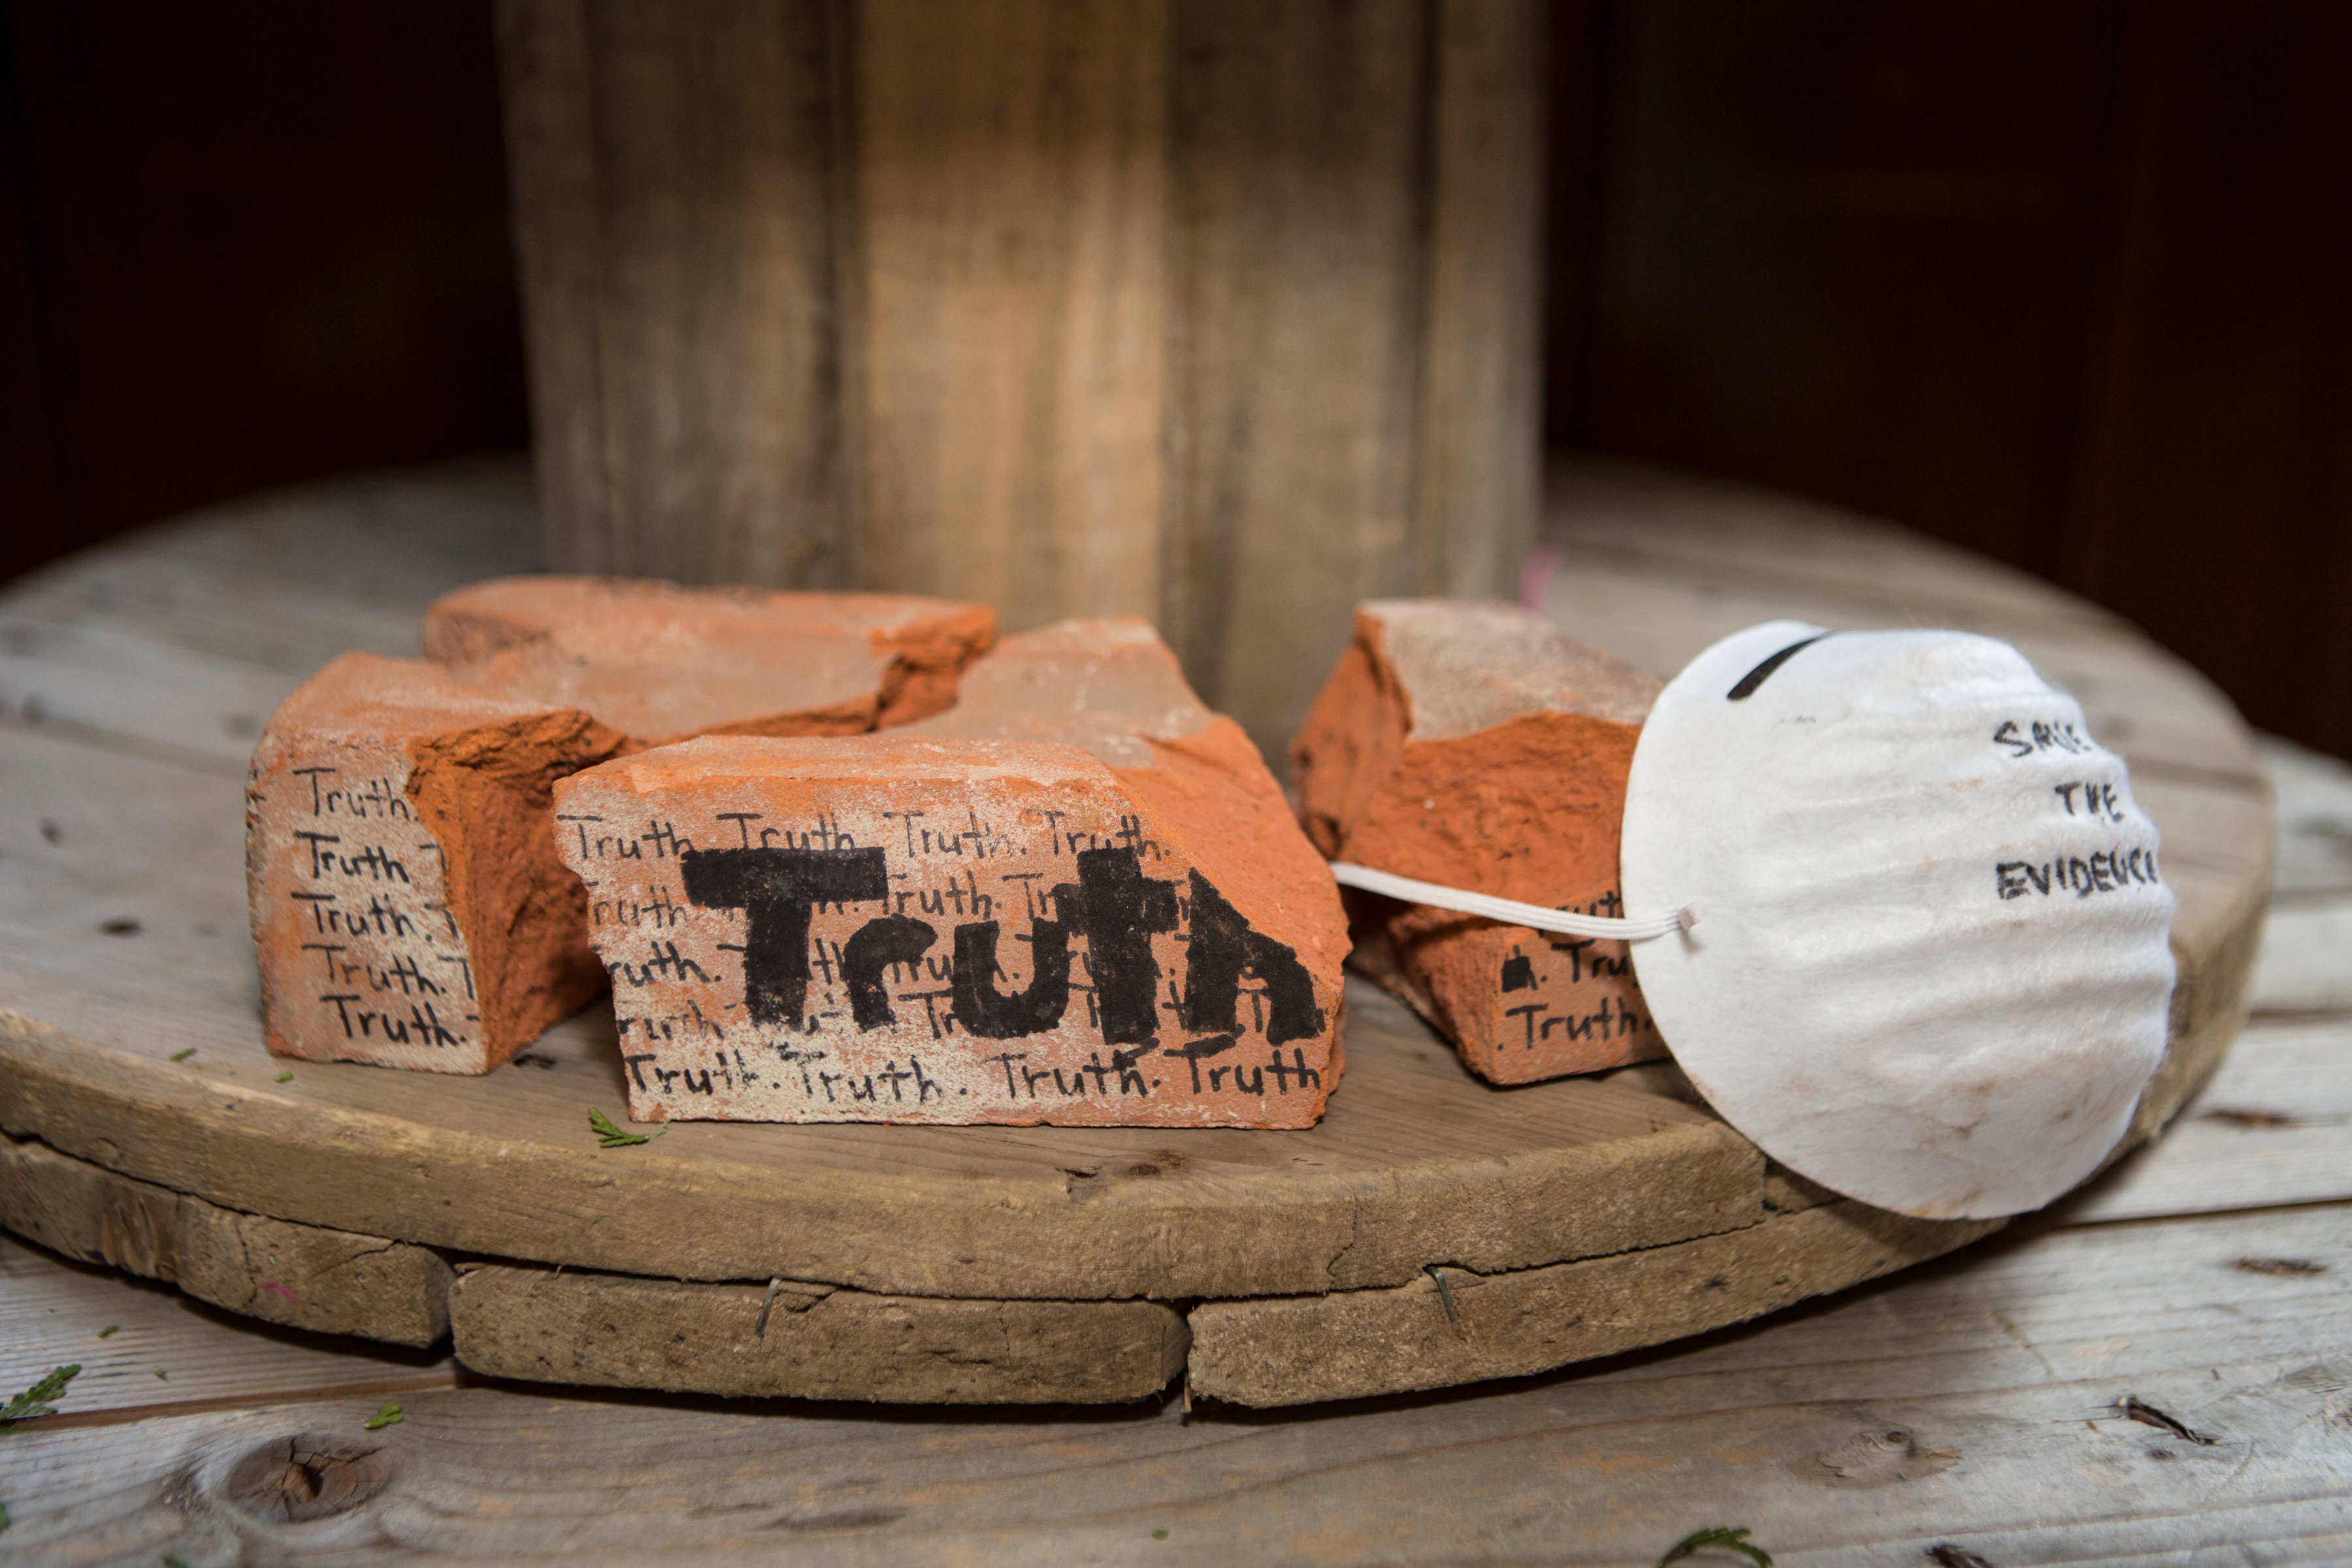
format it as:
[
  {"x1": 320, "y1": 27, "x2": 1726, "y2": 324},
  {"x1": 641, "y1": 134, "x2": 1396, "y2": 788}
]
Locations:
[{"x1": 224, "y1": 1435, "x2": 391, "y2": 1523}]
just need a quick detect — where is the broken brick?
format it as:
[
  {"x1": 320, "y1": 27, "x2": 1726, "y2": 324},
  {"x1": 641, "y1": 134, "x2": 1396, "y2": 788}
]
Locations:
[
  {"x1": 1290, "y1": 600, "x2": 1665, "y2": 1084},
  {"x1": 246, "y1": 653, "x2": 627, "y2": 1073},
  {"x1": 420, "y1": 576, "x2": 997, "y2": 742},
  {"x1": 555, "y1": 620, "x2": 1348, "y2": 1127}
]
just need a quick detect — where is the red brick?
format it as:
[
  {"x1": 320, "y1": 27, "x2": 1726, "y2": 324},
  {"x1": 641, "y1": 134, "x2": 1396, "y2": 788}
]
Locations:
[
  {"x1": 246, "y1": 653, "x2": 627, "y2": 1073},
  {"x1": 555, "y1": 620, "x2": 1347, "y2": 1126},
  {"x1": 1290, "y1": 600, "x2": 1665, "y2": 1084}
]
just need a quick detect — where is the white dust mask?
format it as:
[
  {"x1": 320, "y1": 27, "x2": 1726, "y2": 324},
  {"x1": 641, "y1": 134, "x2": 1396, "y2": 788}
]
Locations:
[{"x1": 1616, "y1": 620, "x2": 2175, "y2": 1218}]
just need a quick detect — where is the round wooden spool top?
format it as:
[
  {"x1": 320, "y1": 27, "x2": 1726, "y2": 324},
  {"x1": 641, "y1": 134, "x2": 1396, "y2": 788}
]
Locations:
[{"x1": 0, "y1": 457, "x2": 2272, "y2": 1407}]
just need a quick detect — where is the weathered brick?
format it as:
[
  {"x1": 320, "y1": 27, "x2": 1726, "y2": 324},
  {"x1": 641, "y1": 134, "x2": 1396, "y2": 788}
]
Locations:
[
  {"x1": 247, "y1": 653, "x2": 626, "y2": 1073},
  {"x1": 555, "y1": 620, "x2": 1347, "y2": 1126},
  {"x1": 421, "y1": 576, "x2": 998, "y2": 741},
  {"x1": 1290, "y1": 600, "x2": 1666, "y2": 1084},
  {"x1": 250, "y1": 582, "x2": 995, "y2": 1073}
]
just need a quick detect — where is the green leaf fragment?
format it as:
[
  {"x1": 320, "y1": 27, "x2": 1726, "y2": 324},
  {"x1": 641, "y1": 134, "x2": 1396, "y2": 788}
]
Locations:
[
  {"x1": 153, "y1": 1368, "x2": 167, "y2": 1380},
  {"x1": 97, "y1": 1325, "x2": 119, "y2": 1339},
  {"x1": 1152, "y1": 1529, "x2": 1169, "y2": 1540},
  {"x1": 169, "y1": 1048, "x2": 196, "y2": 1062},
  {"x1": 0, "y1": 1501, "x2": 10, "y2": 1531},
  {"x1": 1658, "y1": 1526, "x2": 1772, "y2": 1568},
  {"x1": 275, "y1": 1070, "x2": 294, "y2": 1083},
  {"x1": 363, "y1": 1402, "x2": 402, "y2": 1430},
  {"x1": 0, "y1": 1364, "x2": 80, "y2": 1426},
  {"x1": 588, "y1": 1107, "x2": 666, "y2": 1148}
]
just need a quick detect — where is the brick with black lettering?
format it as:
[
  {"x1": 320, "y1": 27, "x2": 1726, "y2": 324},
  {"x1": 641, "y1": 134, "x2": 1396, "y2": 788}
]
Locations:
[
  {"x1": 246, "y1": 653, "x2": 628, "y2": 1073},
  {"x1": 1290, "y1": 600, "x2": 1667, "y2": 1084},
  {"x1": 553, "y1": 733, "x2": 1347, "y2": 1127}
]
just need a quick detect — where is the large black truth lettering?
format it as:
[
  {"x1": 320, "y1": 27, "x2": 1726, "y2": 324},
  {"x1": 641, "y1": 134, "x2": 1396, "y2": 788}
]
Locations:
[
  {"x1": 1180, "y1": 871, "x2": 1327, "y2": 1045},
  {"x1": 1070, "y1": 847, "x2": 1179, "y2": 1044},
  {"x1": 842, "y1": 915, "x2": 936, "y2": 1030},
  {"x1": 682, "y1": 845, "x2": 887, "y2": 1026},
  {"x1": 951, "y1": 915, "x2": 1071, "y2": 1037}
]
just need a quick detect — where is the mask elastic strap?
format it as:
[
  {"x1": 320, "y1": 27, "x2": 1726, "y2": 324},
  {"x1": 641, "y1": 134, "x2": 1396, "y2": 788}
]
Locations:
[{"x1": 1328, "y1": 862, "x2": 1695, "y2": 941}]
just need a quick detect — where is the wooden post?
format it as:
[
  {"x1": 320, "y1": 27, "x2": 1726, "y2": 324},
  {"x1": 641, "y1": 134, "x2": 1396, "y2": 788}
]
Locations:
[{"x1": 495, "y1": 0, "x2": 1543, "y2": 756}]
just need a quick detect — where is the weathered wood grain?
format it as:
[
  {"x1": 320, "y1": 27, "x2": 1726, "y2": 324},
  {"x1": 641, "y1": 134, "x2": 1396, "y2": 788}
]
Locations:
[
  {"x1": 0, "y1": 1136, "x2": 451, "y2": 1347},
  {"x1": 2251, "y1": 733, "x2": 2352, "y2": 1013},
  {"x1": 496, "y1": 0, "x2": 851, "y2": 587},
  {"x1": 0, "y1": 1235, "x2": 451, "y2": 1422},
  {"x1": 2254, "y1": 904, "x2": 2352, "y2": 1015},
  {"x1": 1411, "y1": 0, "x2": 1546, "y2": 608},
  {"x1": 1160, "y1": 0, "x2": 1429, "y2": 753},
  {"x1": 493, "y1": 6, "x2": 1544, "y2": 759},
  {"x1": 2059, "y1": 1015, "x2": 2352, "y2": 1223},
  {"x1": 1188, "y1": 1200, "x2": 2001, "y2": 1407},
  {"x1": 0, "y1": 456, "x2": 540, "y2": 776},
  {"x1": 450, "y1": 1264, "x2": 1186, "y2": 1406},
  {"x1": 847, "y1": 0, "x2": 1169, "y2": 632},
  {"x1": 2262, "y1": 732, "x2": 2352, "y2": 900},
  {"x1": 5, "y1": 1205, "x2": 2347, "y2": 1564}
]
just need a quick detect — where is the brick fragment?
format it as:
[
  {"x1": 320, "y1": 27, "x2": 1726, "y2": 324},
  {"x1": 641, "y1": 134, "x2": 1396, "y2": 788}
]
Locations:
[
  {"x1": 246, "y1": 653, "x2": 627, "y2": 1073},
  {"x1": 556, "y1": 619, "x2": 1348, "y2": 1127},
  {"x1": 1290, "y1": 600, "x2": 1666, "y2": 1084},
  {"x1": 421, "y1": 576, "x2": 998, "y2": 742}
]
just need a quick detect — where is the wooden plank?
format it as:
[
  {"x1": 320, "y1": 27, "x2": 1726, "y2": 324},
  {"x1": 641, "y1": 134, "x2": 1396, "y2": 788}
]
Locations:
[
  {"x1": 4, "y1": 1205, "x2": 2347, "y2": 1563},
  {"x1": 522, "y1": 0, "x2": 849, "y2": 585},
  {"x1": 493, "y1": 0, "x2": 618, "y2": 583},
  {"x1": 1187, "y1": 1200, "x2": 1999, "y2": 1407},
  {"x1": 1410, "y1": 0, "x2": 1545, "y2": 603},
  {"x1": 2059, "y1": 1016, "x2": 2352, "y2": 1224},
  {"x1": 0, "y1": 455, "x2": 541, "y2": 776},
  {"x1": 0, "y1": 455, "x2": 539, "y2": 678},
  {"x1": 2262, "y1": 732, "x2": 2352, "y2": 900},
  {"x1": 848, "y1": 0, "x2": 1169, "y2": 631},
  {"x1": 2252, "y1": 903, "x2": 2352, "y2": 1015},
  {"x1": 0, "y1": 615, "x2": 301, "y2": 776},
  {"x1": 2251, "y1": 734, "x2": 2352, "y2": 1012},
  {"x1": 450, "y1": 1263, "x2": 1186, "y2": 1405},
  {"x1": 0, "y1": 1137, "x2": 451, "y2": 1346},
  {"x1": 0, "y1": 1235, "x2": 451, "y2": 1423},
  {"x1": 29, "y1": 455, "x2": 541, "y2": 623},
  {"x1": 1162, "y1": 0, "x2": 1432, "y2": 753}
]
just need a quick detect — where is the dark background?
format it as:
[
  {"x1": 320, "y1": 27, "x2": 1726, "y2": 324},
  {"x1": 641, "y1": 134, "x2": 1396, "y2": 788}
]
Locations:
[{"x1": 4, "y1": 1, "x2": 2347, "y2": 757}]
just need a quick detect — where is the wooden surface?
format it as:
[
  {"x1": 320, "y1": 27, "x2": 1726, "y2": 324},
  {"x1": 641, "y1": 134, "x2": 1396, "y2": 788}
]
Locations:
[
  {"x1": 495, "y1": 0, "x2": 1543, "y2": 757},
  {"x1": 0, "y1": 460, "x2": 2334, "y2": 1557},
  {"x1": 1, "y1": 763, "x2": 2344, "y2": 1558},
  {"x1": 0, "y1": 457, "x2": 2270, "y2": 1414}
]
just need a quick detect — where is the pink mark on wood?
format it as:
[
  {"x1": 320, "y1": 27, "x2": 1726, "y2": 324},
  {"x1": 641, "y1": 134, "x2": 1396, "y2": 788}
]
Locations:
[{"x1": 1519, "y1": 543, "x2": 1564, "y2": 614}]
